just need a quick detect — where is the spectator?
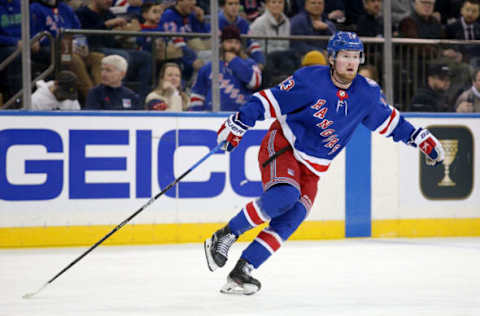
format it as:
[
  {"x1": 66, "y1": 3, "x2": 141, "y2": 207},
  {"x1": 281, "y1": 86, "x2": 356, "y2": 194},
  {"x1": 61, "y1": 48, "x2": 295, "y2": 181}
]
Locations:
[
  {"x1": 392, "y1": 0, "x2": 413, "y2": 34},
  {"x1": 445, "y1": 0, "x2": 480, "y2": 64},
  {"x1": 240, "y1": 0, "x2": 265, "y2": 22},
  {"x1": 358, "y1": 64, "x2": 379, "y2": 82},
  {"x1": 85, "y1": 55, "x2": 141, "y2": 110},
  {"x1": 110, "y1": 0, "x2": 143, "y2": 20},
  {"x1": 290, "y1": 0, "x2": 336, "y2": 55},
  {"x1": 250, "y1": 0, "x2": 290, "y2": 54},
  {"x1": 399, "y1": 0, "x2": 445, "y2": 39},
  {"x1": 446, "y1": 0, "x2": 480, "y2": 40},
  {"x1": 145, "y1": 62, "x2": 189, "y2": 111},
  {"x1": 188, "y1": 25, "x2": 262, "y2": 111},
  {"x1": 137, "y1": 2, "x2": 182, "y2": 61},
  {"x1": 159, "y1": 0, "x2": 210, "y2": 81},
  {"x1": 344, "y1": 0, "x2": 366, "y2": 25},
  {"x1": 301, "y1": 49, "x2": 327, "y2": 66},
  {"x1": 288, "y1": 0, "x2": 346, "y2": 23},
  {"x1": 324, "y1": 0, "x2": 346, "y2": 24},
  {"x1": 455, "y1": 67, "x2": 480, "y2": 112},
  {"x1": 30, "y1": 71, "x2": 81, "y2": 110},
  {"x1": 219, "y1": 0, "x2": 265, "y2": 69},
  {"x1": 76, "y1": 0, "x2": 153, "y2": 103},
  {"x1": 437, "y1": 47, "x2": 473, "y2": 106},
  {"x1": 250, "y1": 0, "x2": 297, "y2": 87},
  {"x1": 30, "y1": 0, "x2": 104, "y2": 105},
  {"x1": 356, "y1": 0, "x2": 383, "y2": 37},
  {"x1": 410, "y1": 63, "x2": 452, "y2": 112},
  {"x1": 435, "y1": 0, "x2": 464, "y2": 24},
  {"x1": 0, "y1": 0, "x2": 23, "y2": 100}
]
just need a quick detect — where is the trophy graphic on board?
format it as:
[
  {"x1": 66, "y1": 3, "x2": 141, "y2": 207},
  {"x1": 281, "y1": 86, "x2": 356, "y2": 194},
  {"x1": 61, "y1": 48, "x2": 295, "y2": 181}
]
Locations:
[{"x1": 438, "y1": 139, "x2": 458, "y2": 186}]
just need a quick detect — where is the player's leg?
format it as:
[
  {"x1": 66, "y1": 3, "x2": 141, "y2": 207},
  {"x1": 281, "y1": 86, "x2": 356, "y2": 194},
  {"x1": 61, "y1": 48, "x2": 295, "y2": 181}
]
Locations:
[
  {"x1": 220, "y1": 201, "x2": 308, "y2": 295},
  {"x1": 223, "y1": 159, "x2": 319, "y2": 295},
  {"x1": 204, "y1": 183, "x2": 300, "y2": 272}
]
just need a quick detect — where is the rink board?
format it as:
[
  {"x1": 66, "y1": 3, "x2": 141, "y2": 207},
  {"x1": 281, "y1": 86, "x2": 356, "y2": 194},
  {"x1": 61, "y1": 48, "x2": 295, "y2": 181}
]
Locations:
[{"x1": 0, "y1": 112, "x2": 479, "y2": 247}]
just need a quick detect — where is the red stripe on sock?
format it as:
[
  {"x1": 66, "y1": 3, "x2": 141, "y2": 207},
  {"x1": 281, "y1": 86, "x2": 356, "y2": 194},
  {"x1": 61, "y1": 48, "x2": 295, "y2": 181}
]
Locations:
[
  {"x1": 258, "y1": 231, "x2": 281, "y2": 252},
  {"x1": 246, "y1": 202, "x2": 264, "y2": 225}
]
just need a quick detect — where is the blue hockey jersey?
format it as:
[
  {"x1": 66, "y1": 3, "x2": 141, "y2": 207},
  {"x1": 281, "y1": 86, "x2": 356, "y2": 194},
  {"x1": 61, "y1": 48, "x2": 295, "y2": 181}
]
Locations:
[
  {"x1": 30, "y1": 2, "x2": 81, "y2": 46},
  {"x1": 159, "y1": 6, "x2": 210, "y2": 48},
  {"x1": 238, "y1": 65, "x2": 415, "y2": 176},
  {"x1": 218, "y1": 12, "x2": 265, "y2": 66},
  {"x1": 189, "y1": 56, "x2": 262, "y2": 111},
  {"x1": 0, "y1": 0, "x2": 22, "y2": 46}
]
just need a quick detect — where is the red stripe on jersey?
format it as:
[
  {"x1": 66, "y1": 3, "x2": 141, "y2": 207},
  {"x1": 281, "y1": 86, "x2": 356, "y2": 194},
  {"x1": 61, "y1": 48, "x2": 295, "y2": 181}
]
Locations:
[
  {"x1": 246, "y1": 202, "x2": 264, "y2": 225},
  {"x1": 254, "y1": 70, "x2": 260, "y2": 89},
  {"x1": 258, "y1": 231, "x2": 281, "y2": 252},
  {"x1": 305, "y1": 159, "x2": 330, "y2": 172},
  {"x1": 190, "y1": 96, "x2": 204, "y2": 102},
  {"x1": 259, "y1": 90, "x2": 276, "y2": 118},
  {"x1": 380, "y1": 109, "x2": 397, "y2": 135}
]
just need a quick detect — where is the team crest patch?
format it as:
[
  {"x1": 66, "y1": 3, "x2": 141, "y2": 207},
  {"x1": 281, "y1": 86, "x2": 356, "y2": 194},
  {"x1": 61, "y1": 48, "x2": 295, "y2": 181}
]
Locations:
[
  {"x1": 287, "y1": 169, "x2": 295, "y2": 176},
  {"x1": 122, "y1": 99, "x2": 132, "y2": 108}
]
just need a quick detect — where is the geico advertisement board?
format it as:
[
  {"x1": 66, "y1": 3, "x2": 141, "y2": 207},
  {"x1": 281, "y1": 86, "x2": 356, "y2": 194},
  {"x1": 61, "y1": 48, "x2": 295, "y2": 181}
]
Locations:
[{"x1": 0, "y1": 113, "x2": 345, "y2": 228}]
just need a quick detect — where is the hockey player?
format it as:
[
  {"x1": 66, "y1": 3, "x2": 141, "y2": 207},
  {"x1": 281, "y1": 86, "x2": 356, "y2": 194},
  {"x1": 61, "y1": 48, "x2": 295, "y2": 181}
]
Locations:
[{"x1": 204, "y1": 31, "x2": 445, "y2": 295}]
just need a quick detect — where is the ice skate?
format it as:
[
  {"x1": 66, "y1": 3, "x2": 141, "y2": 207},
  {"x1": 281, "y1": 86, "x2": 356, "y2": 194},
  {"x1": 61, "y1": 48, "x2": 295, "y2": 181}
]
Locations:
[
  {"x1": 204, "y1": 225, "x2": 237, "y2": 271},
  {"x1": 220, "y1": 259, "x2": 261, "y2": 295}
]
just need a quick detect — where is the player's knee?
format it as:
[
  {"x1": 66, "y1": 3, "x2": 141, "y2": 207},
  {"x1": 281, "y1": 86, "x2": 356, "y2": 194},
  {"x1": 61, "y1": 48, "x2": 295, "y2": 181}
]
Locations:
[
  {"x1": 270, "y1": 202, "x2": 307, "y2": 240},
  {"x1": 258, "y1": 184, "x2": 300, "y2": 218}
]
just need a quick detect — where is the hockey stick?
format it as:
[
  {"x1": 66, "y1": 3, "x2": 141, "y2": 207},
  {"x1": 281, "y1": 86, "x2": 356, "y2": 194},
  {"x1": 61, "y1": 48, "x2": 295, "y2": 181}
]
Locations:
[{"x1": 23, "y1": 141, "x2": 225, "y2": 299}]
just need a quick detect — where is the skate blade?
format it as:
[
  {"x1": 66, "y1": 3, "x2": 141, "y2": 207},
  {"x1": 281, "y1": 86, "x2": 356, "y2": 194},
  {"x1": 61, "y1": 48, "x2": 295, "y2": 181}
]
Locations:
[
  {"x1": 203, "y1": 238, "x2": 218, "y2": 272},
  {"x1": 220, "y1": 281, "x2": 259, "y2": 296}
]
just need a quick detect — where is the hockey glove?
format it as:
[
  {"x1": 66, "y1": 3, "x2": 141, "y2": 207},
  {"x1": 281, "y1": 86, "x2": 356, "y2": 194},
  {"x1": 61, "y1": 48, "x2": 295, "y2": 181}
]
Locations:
[
  {"x1": 217, "y1": 113, "x2": 250, "y2": 152},
  {"x1": 408, "y1": 127, "x2": 445, "y2": 166}
]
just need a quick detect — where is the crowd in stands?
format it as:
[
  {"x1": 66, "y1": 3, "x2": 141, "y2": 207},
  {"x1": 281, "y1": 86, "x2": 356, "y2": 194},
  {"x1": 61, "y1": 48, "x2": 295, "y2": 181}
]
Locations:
[{"x1": 0, "y1": 0, "x2": 479, "y2": 112}]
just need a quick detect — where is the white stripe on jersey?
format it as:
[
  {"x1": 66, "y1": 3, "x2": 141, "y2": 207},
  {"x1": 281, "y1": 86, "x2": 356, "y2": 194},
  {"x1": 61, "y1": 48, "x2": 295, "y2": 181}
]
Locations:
[
  {"x1": 247, "y1": 65, "x2": 262, "y2": 90},
  {"x1": 374, "y1": 106, "x2": 400, "y2": 137}
]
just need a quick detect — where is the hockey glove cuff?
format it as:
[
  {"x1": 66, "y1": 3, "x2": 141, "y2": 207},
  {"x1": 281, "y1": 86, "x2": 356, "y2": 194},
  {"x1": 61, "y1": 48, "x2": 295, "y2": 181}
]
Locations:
[
  {"x1": 217, "y1": 113, "x2": 250, "y2": 152},
  {"x1": 408, "y1": 127, "x2": 445, "y2": 166}
]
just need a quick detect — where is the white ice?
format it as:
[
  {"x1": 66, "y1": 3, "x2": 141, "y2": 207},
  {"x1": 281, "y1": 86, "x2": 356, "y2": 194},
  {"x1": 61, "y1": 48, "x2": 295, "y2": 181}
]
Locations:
[{"x1": 1, "y1": 238, "x2": 480, "y2": 316}]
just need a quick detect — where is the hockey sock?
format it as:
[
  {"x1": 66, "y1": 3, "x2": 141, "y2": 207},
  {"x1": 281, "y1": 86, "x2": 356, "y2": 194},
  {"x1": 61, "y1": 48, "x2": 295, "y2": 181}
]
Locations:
[
  {"x1": 228, "y1": 184, "x2": 300, "y2": 237},
  {"x1": 240, "y1": 201, "x2": 307, "y2": 269}
]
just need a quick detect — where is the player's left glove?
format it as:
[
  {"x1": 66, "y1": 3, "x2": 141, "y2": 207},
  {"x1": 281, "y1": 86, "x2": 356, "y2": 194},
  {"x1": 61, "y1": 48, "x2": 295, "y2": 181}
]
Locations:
[
  {"x1": 408, "y1": 127, "x2": 445, "y2": 166},
  {"x1": 217, "y1": 113, "x2": 250, "y2": 152}
]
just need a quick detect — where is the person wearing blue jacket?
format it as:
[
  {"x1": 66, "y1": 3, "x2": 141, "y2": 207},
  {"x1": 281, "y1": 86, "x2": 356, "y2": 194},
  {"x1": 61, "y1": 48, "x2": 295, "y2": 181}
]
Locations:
[
  {"x1": 0, "y1": 0, "x2": 22, "y2": 99},
  {"x1": 290, "y1": 0, "x2": 336, "y2": 55},
  {"x1": 219, "y1": 0, "x2": 265, "y2": 69},
  {"x1": 159, "y1": 0, "x2": 210, "y2": 81},
  {"x1": 30, "y1": 0, "x2": 105, "y2": 103},
  {"x1": 188, "y1": 25, "x2": 262, "y2": 111}
]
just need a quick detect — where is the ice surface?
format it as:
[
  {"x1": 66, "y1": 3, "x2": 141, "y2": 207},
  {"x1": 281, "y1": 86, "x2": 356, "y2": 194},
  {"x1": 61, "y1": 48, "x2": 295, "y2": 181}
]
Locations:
[{"x1": 1, "y1": 238, "x2": 480, "y2": 316}]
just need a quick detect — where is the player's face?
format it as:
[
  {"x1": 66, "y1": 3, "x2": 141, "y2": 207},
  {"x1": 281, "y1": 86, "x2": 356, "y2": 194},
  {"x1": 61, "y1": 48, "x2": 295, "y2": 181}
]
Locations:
[
  {"x1": 333, "y1": 50, "x2": 361, "y2": 82},
  {"x1": 163, "y1": 66, "x2": 182, "y2": 89}
]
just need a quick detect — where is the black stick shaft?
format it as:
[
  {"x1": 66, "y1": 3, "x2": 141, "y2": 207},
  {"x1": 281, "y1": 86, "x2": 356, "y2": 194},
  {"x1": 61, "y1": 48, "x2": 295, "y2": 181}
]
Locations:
[{"x1": 43, "y1": 142, "x2": 224, "y2": 287}]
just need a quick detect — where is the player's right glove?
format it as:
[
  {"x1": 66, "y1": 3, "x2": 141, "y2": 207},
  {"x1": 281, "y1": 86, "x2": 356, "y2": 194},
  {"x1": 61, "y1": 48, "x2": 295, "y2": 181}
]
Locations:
[
  {"x1": 408, "y1": 127, "x2": 445, "y2": 166},
  {"x1": 217, "y1": 113, "x2": 250, "y2": 152}
]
